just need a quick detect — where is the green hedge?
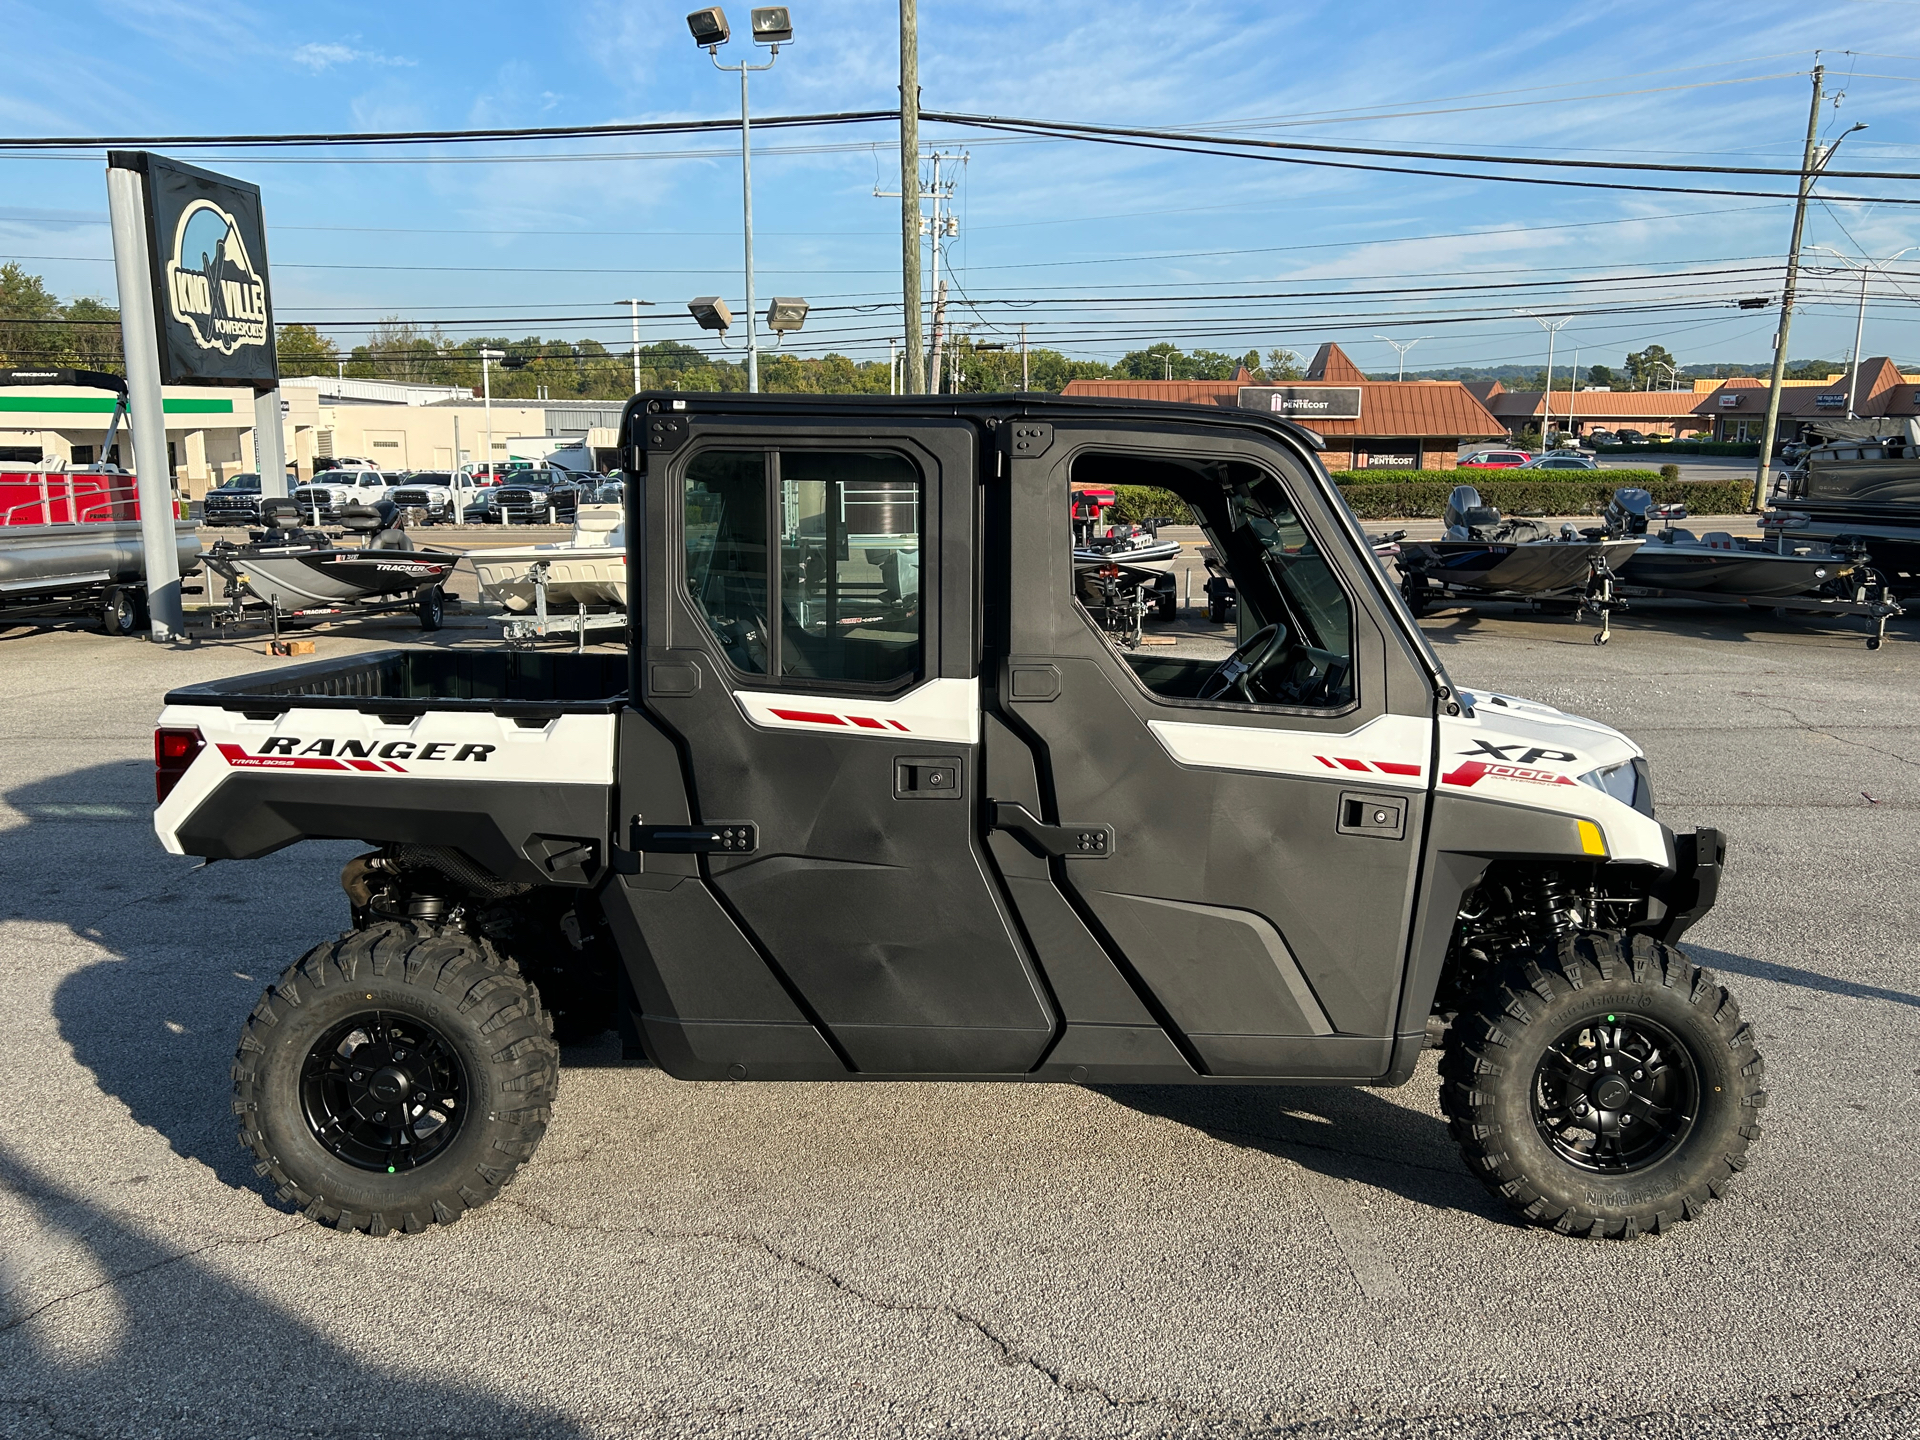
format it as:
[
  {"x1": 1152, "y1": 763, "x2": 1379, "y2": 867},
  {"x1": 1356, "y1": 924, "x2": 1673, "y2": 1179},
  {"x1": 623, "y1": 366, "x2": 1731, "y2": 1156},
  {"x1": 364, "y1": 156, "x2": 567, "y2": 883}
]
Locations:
[
  {"x1": 1106, "y1": 475, "x2": 1752, "y2": 524},
  {"x1": 1593, "y1": 440, "x2": 1758, "y2": 457},
  {"x1": 1336, "y1": 477, "x2": 1752, "y2": 520}
]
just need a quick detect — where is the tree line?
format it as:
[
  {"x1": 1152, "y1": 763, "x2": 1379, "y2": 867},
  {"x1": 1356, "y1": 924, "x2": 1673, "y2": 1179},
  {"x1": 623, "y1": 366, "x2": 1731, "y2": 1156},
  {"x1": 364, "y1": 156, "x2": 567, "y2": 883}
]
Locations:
[{"x1": 2, "y1": 263, "x2": 1875, "y2": 399}]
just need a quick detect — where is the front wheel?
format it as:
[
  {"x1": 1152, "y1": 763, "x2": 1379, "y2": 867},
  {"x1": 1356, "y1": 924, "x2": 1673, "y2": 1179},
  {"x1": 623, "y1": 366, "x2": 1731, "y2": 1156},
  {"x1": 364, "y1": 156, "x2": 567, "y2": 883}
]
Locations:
[
  {"x1": 232, "y1": 921, "x2": 559, "y2": 1235},
  {"x1": 1440, "y1": 931, "x2": 1765, "y2": 1238}
]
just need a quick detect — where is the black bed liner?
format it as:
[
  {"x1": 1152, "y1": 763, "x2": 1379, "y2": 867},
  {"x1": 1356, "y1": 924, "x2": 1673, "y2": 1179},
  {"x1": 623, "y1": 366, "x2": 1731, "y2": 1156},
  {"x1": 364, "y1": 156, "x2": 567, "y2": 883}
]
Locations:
[{"x1": 165, "y1": 649, "x2": 628, "y2": 717}]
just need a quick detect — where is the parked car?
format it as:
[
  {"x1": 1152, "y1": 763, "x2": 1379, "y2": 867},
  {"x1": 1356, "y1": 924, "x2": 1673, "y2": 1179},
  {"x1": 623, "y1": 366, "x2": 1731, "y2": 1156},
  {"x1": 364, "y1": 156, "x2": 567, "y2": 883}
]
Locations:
[
  {"x1": 489, "y1": 466, "x2": 584, "y2": 524},
  {"x1": 291, "y1": 468, "x2": 391, "y2": 520},
  {"x1": 467, "y1": 461, "x2": 534, "y2": 487},
  {"x1": 386, "y1": 470, "x2": 494, "y2": 523},
  {"x1": 314, "y1": 456, "x2": 379, "y2": 473},
  {"x1": 1519, "y1": 454, "x2": 1600, "y2": 471},
  {"x1": 1586, "y1": 429, "x2": 1619, "y2": 448},
  {"x1": 201, "y1": 472, "x2": 276, "y2": 527},
  {"x1": 1614, "y1": 429, "x2": 1649, "y2": 445},
  {"x1": 1460, "y1": 449, "x2": 1533, "y2": 469}
]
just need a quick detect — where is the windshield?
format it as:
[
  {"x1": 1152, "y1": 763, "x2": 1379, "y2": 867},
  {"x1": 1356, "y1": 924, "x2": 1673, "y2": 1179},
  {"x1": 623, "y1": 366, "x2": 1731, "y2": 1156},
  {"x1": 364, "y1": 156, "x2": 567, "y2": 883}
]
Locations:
[{"x1": 222, "y1": 474, "x2": 260, "y2": 490}]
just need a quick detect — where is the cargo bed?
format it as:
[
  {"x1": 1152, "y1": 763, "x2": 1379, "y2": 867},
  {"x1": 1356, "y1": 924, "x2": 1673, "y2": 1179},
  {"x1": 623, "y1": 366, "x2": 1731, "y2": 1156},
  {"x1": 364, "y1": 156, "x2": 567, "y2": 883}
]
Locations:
[{"x1": 163, "y1": 649, "x2": 628, "y2": 716}]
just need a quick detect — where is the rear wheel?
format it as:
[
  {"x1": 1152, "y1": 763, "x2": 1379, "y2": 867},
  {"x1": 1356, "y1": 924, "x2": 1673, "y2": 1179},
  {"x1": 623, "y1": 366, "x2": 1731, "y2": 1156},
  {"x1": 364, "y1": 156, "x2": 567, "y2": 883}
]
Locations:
[
  {"x1": 1440, "y1": 930, "x2": 1765, "y2": 1238},
  {"x1": 232, "y1": 921, "x2": 559, "y2": 1235},
  {"x1": 416, "y1": 586, "x2": 445, "y2": 630}
]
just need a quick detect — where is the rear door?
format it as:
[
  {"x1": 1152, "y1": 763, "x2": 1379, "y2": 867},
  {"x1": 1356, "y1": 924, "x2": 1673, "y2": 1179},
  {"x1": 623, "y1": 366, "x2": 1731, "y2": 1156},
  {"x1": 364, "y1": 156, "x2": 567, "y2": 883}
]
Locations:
[
  {"x1": 636, "y1": 416, "x2": 1055, "y2": 1074},
  {"x1": 992, "y1": 420, "x2": 1438, "y2": 1078}
]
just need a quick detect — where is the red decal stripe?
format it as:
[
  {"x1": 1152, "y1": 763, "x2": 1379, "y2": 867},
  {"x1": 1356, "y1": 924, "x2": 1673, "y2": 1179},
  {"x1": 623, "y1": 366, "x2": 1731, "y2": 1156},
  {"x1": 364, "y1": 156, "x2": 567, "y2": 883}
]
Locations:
[
  {"x1": 887, "y1": 719, "x2": 910, "y2": 732},
  {"x1": 770, "y1": 708, "x2": 846, "y2": 726},
  {"x1": 1315, "y1": 755, "x2": 1340, "y2": 769},
  {"x1": 217, "y1": 743, "x2": 347, "y2": 772},
  {"x1": 386, "y1": 762, "x2": 408, "y2": 773},
  {"x1": 348, "y1": 759, "x2": 384, "y2": 772},
  {"x1": 1375, "y1": 761, "x2": 1422, "y2": 776},
  {"x1": 1336, "y1": 757, "x2": 1371, "y2": 772},
  {"x1": 1441, "y1": 761, "x2": 1487, "y2": 787},
  {"x1": 848, "y1": 716, "x2": 886, "y2": 730}
]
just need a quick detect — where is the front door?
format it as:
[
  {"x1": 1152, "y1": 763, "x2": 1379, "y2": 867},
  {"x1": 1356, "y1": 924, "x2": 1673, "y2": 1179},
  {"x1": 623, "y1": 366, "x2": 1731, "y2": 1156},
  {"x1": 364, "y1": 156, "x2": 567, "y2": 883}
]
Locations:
[
  {"x1": 640, "y1": 422, "x2": 1056, "y2": 1075},
  {"x1": 994, "y1": 422, "x2": 1437, "y2": 1078}
]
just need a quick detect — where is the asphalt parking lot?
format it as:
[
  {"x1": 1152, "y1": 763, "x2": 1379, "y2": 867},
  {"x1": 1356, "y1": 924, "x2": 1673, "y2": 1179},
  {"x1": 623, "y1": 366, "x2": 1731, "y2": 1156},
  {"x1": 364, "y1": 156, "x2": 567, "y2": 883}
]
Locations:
[{"x1": 3, "y1": 599, "x2": 1918, "y2": 1438}]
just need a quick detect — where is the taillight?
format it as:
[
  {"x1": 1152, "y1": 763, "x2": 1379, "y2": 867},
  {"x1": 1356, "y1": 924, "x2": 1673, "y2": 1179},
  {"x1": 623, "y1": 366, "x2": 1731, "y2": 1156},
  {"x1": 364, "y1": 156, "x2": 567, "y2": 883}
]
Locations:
[{"x1": 155, "y1": 726, "x2": 205, "y2": 803}]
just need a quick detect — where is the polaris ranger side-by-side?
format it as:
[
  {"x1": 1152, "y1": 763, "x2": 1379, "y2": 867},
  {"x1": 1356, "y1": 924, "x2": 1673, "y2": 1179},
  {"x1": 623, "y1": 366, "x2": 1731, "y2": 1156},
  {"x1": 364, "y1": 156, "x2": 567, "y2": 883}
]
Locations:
[{"x1": 154, "y1": 395, "x2": 1762, "y2": 1240}]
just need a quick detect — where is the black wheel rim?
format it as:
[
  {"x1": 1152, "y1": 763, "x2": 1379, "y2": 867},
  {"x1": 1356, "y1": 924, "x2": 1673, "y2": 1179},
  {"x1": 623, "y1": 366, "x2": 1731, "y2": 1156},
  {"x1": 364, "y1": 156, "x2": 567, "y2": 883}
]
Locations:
[
  {"x1": 300, "y1": 1011, "x2": 468, "y2": 1173},
  {"x1": 1531, "y1": 1011, "x2": 1699, "y2": 1173}
]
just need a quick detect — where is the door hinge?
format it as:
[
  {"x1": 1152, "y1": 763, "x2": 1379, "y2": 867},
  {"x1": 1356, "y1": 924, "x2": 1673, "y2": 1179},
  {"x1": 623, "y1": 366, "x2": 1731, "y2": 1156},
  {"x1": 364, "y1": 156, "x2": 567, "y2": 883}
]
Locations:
[{"x1": 990, "y1": 801, "x2": 1112, "y2": 858}]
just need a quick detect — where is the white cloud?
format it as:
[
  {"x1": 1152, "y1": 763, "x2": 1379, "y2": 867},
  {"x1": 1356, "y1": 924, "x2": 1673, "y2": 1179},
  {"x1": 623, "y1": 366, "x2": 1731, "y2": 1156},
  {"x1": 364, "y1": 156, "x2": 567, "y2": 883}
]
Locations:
[{"x1": 290, "y1": 41, "x2": 417, "y2": 73}]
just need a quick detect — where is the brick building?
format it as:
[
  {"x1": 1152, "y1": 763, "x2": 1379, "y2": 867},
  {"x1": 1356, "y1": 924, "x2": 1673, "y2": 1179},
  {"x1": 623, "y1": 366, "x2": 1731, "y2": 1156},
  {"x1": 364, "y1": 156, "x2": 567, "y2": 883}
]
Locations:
[{"x1": 1061, "y1": 343, "x2": 1503, "y2": 470}]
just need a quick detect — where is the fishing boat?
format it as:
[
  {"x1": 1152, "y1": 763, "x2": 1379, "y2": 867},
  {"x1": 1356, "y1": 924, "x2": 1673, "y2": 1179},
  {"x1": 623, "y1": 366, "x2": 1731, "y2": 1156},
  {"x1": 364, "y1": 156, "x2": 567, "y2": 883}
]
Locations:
[
  {"x1": 1606, "y1": 488, "x2": 1862, "y2": 598},
  {"x1": 1765, "y1": 420, "x2": 1920, "y2": 597},
  {"x1": 201, "y1": 501, "x2": 457, "y2": 628},
  {"x1": 1397, "y1": 485, "x2": 1642, "y2": 608},
  {"x1": 466, "y1": 503, "x2": 627, "y2": 614}
]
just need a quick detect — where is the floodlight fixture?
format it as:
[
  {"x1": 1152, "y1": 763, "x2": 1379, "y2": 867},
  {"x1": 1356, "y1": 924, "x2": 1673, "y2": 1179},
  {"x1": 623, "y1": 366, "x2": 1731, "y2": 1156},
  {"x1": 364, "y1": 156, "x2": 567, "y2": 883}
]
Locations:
[
  {"x1": 689, "y1": 297, "x2": 734, "y2": 332},
  {"x1": 1738, "y1": 296, "x2": 1770, "y2": 310},
  {"x1": 687, "y1": 7, "x2": 730, "y2": 47},
  {"x1": 749, "y1": 6, "x2": 792, "y2": 44},
  {"x1": 765, "y1": 297, "x2": 809, "y2": 333},
  {"x1": 501, "y1": 352, "x2": 529, "y2": 370}
]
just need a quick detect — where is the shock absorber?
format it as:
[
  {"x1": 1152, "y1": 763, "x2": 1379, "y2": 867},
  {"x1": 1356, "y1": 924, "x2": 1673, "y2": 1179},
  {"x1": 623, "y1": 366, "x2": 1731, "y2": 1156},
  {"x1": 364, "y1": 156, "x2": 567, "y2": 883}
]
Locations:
[{"x1": 1531, "y1": 870, "x2": 1582, "y2": 941}]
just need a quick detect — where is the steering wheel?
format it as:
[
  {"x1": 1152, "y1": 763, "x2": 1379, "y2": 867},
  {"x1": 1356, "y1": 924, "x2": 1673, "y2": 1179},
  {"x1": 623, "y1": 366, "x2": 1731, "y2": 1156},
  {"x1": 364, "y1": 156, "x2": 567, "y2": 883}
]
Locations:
[{"x1": 1197, "y1": 622, "x2": 1292, "y2": 703}]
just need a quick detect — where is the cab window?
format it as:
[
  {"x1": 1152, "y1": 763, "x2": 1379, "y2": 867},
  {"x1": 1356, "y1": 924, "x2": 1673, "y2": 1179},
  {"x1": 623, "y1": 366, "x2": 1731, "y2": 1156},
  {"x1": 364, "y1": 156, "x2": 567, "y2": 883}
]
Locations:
[
  {"x1": 684, "y1": 449, "x2": 924, "y2": 688},
  {"x1": 1067, "y1": 453, "x2": 1354, "y2": 710}
]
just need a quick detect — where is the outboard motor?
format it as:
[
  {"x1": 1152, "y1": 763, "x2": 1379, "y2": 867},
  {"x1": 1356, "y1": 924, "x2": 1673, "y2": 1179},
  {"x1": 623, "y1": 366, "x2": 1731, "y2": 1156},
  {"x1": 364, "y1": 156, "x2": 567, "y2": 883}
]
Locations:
[
  {"x1": 1444, "y1": 485, "x2": 1503, "y2": 540},
  {"x1": 1606, "y1": 487, "x2": 1654, "y2": 537}
]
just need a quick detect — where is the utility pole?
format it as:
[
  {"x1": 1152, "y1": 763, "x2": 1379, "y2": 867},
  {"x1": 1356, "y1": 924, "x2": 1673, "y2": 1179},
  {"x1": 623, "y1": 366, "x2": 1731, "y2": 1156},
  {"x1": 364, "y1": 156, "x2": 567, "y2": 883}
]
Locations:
[
  {"x1": 898, "y1": 0, "x2": 923, "y2": 393},
  {"x1": 1532, "y1": 316, "x2": 1570, "y2": 450},
  {"x1": 1020, "y1": 322, "x2": 1029, "y2": 391},
  {"x1": 928, "y1": 278, "x2": 949, "y2": 395},
  {"x1": 1753, "y1": 68, "x2": 1867, "y2": 509}
]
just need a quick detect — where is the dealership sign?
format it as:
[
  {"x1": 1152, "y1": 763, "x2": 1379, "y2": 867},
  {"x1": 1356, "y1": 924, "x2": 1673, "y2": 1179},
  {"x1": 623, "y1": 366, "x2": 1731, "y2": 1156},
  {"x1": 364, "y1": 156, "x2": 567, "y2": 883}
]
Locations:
[
  {"x1": 1237, "y1": 386, "x2": 1363, "y2": 421},
  {"x1": 108, "y1": 151, "x2": 278, "y2": 386}
]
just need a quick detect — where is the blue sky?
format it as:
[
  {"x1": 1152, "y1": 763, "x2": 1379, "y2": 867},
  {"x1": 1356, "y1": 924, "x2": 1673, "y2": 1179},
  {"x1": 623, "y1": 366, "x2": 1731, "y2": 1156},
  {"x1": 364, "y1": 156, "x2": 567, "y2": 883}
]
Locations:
[{"x1": 3, "y1": 0, "x2": 1919, "y2": 375}]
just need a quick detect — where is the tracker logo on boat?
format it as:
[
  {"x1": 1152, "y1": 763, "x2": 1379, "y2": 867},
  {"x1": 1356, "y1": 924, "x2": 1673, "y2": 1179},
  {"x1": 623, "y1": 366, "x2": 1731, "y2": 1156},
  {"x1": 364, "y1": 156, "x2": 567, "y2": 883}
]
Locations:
[{"x1": 164, "y1": 199, "x2": 269, "y2": 354}]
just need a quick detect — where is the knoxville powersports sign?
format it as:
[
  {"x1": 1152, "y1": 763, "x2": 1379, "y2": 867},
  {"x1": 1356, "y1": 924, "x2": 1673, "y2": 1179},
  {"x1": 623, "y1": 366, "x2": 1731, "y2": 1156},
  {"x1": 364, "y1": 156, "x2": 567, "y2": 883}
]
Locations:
[{"x1": 109, "y1": 151, "x2": 279, "y2": 386}]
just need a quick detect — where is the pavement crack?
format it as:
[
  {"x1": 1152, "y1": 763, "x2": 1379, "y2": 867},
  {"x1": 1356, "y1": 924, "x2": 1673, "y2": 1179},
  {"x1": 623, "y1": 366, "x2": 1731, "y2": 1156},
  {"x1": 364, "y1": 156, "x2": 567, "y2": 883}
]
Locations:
[
  {"x1": 0, "y1": 1220, "x2": 308, "y2": 1337},
  {"x1": 497, "y1": 1196, "x2": 1164, "y2": 1410},
  {"x1": 1758, "y1": 702, "x2": 1920, "y2": 772}
]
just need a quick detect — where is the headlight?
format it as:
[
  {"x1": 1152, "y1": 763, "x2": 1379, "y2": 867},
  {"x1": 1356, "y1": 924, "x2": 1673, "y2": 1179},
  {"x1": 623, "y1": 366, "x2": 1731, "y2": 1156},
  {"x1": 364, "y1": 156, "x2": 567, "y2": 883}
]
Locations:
[{"x1": 1579, "y1": 757, "x2": 1654, "y2": 817}]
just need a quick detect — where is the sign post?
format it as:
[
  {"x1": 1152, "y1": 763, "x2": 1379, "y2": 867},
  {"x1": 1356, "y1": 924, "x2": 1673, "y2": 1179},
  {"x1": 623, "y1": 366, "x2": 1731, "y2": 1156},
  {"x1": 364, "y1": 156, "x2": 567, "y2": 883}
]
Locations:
[
  {"x1": 105, "y1": 161, "x2": 182, "y2": 641},
  {"x1": 106, "y1": 150, "x2": 281, "y2": 639}
]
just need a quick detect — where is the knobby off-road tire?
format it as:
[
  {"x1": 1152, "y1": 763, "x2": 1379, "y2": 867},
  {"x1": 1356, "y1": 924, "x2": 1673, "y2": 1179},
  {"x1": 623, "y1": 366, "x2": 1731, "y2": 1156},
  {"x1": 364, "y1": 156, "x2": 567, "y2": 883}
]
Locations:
[
  {"x1": 233, "y1": 920, "x2": 560, "y2": 1236},
  {"x1": 1440, "y1": 930, "x2": 1766, "y2": 1239}
]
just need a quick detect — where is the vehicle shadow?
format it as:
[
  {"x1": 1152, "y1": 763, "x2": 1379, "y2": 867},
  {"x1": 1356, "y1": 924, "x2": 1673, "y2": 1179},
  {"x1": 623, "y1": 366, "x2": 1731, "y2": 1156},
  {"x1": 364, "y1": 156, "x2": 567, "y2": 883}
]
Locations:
[
  {"x1": 0, "y1": 1140, "x2": 584, "y2": 1437},
  {"x1": 1688, "y1": 943, "x2": 1920, "y2": 1011},
  {"x1": 1095, "y1": 1081, "x2": 1517, "y2": 1226},
  {"x1": 6, "y1": 761, "x2": 618, "y2": 1211}
]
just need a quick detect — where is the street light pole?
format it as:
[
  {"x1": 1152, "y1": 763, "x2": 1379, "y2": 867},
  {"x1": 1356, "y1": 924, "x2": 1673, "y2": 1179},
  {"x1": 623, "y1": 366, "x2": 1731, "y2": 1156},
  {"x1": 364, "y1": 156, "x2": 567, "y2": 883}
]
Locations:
[
  {"x1": 707, "y1": 51, "x2": 777, "y2": 392},
  {"x1": 1752, "y1": 67, "x2": 1865, "y2": 509},
  {"x1": 620, "y1": 298, "x2": 654, "y2": 394},
  {"x1": 1374, "y1": 334, "x2": 1425, "y2": 381},
  {"x1": 1532, "y1": 316, "x2": 1570, "y2": 451},
  {"x1": 479, "y1": 347, "x2": 503, "y2": 481},
  {"x1": 1809, "y1": 244, "x2": 1916, "y2": 418}
]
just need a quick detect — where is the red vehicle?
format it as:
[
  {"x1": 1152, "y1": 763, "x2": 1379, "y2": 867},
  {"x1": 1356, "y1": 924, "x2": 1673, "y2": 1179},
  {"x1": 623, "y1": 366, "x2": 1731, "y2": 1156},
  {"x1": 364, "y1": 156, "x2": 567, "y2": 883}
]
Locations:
[{"x1": 1460, "y1": 449, "x2": 1533, "y2": 469}]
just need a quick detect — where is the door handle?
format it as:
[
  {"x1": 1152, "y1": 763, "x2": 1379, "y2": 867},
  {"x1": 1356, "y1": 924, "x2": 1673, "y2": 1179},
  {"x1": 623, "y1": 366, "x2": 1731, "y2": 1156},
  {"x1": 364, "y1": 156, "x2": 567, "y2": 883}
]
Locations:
[{"x1": 990, "y1": 801, "x2": 1113, "y2": 858}]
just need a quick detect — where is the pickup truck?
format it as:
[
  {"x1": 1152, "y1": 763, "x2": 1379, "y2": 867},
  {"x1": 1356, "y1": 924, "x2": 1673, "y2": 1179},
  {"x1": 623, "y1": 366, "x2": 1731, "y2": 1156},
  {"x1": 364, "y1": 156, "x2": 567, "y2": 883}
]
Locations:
[
  {"x1": 291, "y1": 468, "x2": 390, "y2": 520},
  {"x1": 155, "y1": 393, "x2": 1760, "y2": 1241},
  {"x1": 386, "y1": 470, "x2": 493, "y2": 523}
]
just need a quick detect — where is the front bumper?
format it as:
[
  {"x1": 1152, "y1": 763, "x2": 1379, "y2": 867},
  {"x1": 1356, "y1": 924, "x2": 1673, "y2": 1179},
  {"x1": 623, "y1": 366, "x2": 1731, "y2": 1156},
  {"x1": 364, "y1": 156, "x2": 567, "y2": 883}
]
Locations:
[{"x1": 1635, "y1": 827, "x2": 1725, "y2": 944}]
